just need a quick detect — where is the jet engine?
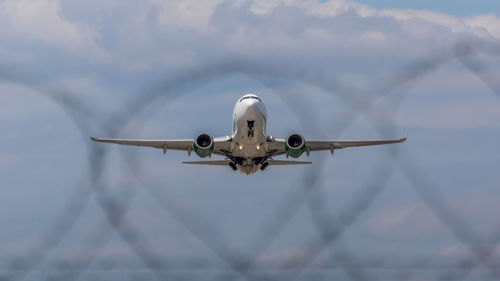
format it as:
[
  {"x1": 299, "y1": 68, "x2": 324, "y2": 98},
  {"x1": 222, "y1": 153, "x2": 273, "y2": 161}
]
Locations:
[
  {"x1": 193, "y1": 133, "x2": 214, "y2": 158},
  {"x1": 285, "y1": 133, "x2": 306, "y2": 158}
]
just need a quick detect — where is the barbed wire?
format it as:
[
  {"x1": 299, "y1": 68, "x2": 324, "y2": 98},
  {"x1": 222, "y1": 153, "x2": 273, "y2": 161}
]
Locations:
[{"x1": 1, "y1": 38, "x2": 499, "y2": 281}]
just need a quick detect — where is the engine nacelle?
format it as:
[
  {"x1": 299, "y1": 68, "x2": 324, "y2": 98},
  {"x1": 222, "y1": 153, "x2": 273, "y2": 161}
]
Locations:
[
  {"x1": 285, "y1": 133, "x2": 306, "y2": 158},
  {"x1": 193, "y1": 133, "x2": 214, "y2": 158}
]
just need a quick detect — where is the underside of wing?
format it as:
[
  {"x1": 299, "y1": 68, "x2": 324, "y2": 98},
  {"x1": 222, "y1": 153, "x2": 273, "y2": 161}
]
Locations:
[
  {"x1": 308, "y1": 137, "x2": 407, "y2": 151},
  {"x1": 266, "y1": 137, "x2": 406, "y2": 157},
  {"x1": 182, "y1": 160, "x2": 231, "y2": 165},
  {"x1": 267, "y1": 160, "x2": 312, "y2": 165},
  {"x1": 90, "y1": 137, "x2": 192, "y2": 150},
  {"x1": 90, "y1": 136, "x2": 232, "y2": 155}
]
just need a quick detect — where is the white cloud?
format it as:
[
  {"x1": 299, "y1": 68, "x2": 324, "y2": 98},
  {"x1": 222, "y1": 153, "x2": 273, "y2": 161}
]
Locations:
[
  {"x1": 3, "y1": 0, "x2": 499, "y2": 75},
  {"x1": 378, "y1": 9, "x2": 483, "y2": 35},
  {"x1": 156, "y1": 0, "x2": 225, "y2": 32},
  {"x1": 0, "y1": 0, "x2": 108, "y2": 61},
  {"x1": 466, "y1": 14, "x2": 500, "y2": 38},
  {"x1": 255, "y1": 0, "x2": 500, "y2": 39}
]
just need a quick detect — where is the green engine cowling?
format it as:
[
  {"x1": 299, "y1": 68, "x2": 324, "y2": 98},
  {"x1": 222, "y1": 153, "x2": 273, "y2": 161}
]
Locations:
[
  {"x1": 285, "y1": 134, "x2": 306, "y2": 158},
  {"x1": 193, "y1": 133, "x2": 214, "y2": 158}
]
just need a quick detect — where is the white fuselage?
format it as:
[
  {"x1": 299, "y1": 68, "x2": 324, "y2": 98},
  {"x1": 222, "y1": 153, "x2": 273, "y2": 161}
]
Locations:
[{"x1": 230, "y1": 94, "x2": 267, "y2": 174}]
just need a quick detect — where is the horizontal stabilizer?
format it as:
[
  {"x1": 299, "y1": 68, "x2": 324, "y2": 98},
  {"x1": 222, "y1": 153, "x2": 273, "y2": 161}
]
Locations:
[
  {"x1": 267, "y1": 160, "x2": 312, "y2": 165},
  {"x1": 182, "y1": 160, "x2": 311, "y2": 166},
  {"x1": 182, "y1": 160, "x2": 231, "y2": 166}
]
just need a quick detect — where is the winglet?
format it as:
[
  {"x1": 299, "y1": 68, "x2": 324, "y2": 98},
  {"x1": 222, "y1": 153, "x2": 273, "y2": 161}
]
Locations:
[{"x1": 400, "y1": 137, "x2": 407, "y2": 142}]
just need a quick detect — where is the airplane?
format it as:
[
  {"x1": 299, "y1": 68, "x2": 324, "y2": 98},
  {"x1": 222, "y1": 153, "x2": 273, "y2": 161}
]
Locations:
[{"x1": 91, "y1": 94, "x2": 406, "y2": 175}]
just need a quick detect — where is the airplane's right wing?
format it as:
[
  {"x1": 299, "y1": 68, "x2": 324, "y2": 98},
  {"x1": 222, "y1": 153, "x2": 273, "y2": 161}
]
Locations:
[
  {"x1": 90, "y1": 136, "x2": 232, "y2": 156},
  {"x1": 91, "y1": 137, "x2": 192, "y2": 150}
]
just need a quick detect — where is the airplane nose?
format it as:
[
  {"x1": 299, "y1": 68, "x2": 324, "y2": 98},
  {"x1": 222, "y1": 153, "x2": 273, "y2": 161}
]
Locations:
[
  {"x1": 244, "y1": 103, "x2": 260, "y2": 115},
  {"x1": 246, "y1": 98, "x2": 259, "y2": 105}
]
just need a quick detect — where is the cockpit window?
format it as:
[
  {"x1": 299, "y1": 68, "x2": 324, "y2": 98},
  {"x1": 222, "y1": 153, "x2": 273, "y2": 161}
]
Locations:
[{"x1": 239, "y1": 96, "x2": 262, "y2": 102}]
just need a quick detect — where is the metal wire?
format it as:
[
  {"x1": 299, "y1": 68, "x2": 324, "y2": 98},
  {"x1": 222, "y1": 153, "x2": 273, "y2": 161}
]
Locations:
[{"x1": 1, "y1": 38, "x2": 499, "y2": 281}]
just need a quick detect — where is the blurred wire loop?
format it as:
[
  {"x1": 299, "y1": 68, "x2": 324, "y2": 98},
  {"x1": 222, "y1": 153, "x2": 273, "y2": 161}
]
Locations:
[{"x1": 0, "y1": 38, "x2": 499, "y2": 281}]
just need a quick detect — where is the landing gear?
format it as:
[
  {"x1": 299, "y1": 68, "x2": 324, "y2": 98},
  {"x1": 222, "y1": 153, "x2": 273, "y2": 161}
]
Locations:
[
  {"x1": 228, "y1": 162, "x2": 237, "y2": 171},
  {"x1": 247, "y1": 120, "x2": 254, "y2": 137},
  {"x1": 260, "y1": 162, "x2": 269, "y2": 171}
]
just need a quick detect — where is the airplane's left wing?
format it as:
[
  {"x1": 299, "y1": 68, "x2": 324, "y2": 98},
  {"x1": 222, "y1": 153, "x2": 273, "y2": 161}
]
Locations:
[
  {"x1": 267, "y1": 137, "x2": 406, "y2": 157},
  {"x1": 307, "y1": 137, "x2": 407, "y2": 151},
  {"x1": 90, "y1": 136, "x2": 231, "y2": 155},
  {"x1": 267, "y1": 160, "x2": 312, "y2": 165}
]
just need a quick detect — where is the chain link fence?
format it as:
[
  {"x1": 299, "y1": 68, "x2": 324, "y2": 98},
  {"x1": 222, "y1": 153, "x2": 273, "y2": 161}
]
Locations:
[{"x1": 1, "y1": 38, "x2": 499, "y2": 281}]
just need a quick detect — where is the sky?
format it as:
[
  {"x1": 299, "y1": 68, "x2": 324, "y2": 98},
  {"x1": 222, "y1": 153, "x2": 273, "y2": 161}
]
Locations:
[
  {"x1": 1, "y1": 0, "x2": 500, "y2": 280},
  {"x1": 354, "y1": 0, "x2": 500, "y2": 17}
]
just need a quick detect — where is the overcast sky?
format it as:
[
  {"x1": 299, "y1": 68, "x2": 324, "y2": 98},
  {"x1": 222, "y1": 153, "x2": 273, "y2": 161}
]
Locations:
[{"x1": 1, "y1": 1, "x2": 500, "y2": 280}]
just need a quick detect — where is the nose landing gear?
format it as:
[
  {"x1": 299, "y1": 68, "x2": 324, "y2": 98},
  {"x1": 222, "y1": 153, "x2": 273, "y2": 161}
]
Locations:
[
  {"x1": 228, "y1": 162, "x2": 237, "y2": 171},
  {"x1": 260, "y1": 162, "x2": 269, "y2": 171},
  {"x1": 247, "y1": 120, "x2": 254, "y2": 137}
]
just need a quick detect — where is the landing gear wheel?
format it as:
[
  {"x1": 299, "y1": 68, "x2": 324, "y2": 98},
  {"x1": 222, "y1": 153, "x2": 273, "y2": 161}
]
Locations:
[{"x1": 260, "y1": 162, "x2": 269, "y2": 171}]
